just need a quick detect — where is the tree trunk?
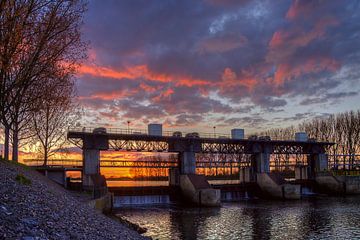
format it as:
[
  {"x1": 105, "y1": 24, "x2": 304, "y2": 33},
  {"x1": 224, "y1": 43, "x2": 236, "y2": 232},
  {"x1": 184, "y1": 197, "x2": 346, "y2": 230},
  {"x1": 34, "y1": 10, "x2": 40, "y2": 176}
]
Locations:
[
  {"x1": 12, "y1": 126, "x2": 19, "y2": 162},
  {"x1": 43, "y1": 105, "x2": 49, "y2": 166},
  {"x1": 43, "y1": 148, "x2": 48, "y2": 166},
  {"x1": 4, "y1": 126, "x2": 10, "y2": 161}
]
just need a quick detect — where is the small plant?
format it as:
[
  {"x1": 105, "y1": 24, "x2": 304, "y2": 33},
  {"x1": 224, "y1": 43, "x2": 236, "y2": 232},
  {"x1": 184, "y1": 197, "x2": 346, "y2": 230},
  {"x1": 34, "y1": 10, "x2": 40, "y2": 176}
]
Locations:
[{"x1": 15, "y1": 174, "x2": 32, "y2": 185}]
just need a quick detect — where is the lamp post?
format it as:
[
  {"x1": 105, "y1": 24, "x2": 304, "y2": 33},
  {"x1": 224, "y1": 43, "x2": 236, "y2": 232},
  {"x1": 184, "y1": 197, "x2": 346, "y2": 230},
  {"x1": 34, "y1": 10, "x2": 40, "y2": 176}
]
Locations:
[
  {"x1": 213, "y1": 126, "x2": 216, "y2": 138},
  {"x1": 127, "y1": 121, "x2": 130, "y2": 134}
]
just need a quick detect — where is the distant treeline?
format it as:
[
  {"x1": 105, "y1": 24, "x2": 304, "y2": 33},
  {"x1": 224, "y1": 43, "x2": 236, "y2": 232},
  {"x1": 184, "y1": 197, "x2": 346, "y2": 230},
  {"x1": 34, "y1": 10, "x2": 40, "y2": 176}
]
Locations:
[{"x1": 258, "y1": 110, "x2": 360, "y2": 156}]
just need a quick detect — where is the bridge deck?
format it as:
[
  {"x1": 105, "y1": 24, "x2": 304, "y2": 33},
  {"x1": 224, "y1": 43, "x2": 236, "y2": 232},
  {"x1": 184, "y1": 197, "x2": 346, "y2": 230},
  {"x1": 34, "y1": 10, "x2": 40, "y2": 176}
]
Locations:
[
  {"x1": 68, "y1": 130, "x2": 331, "y2": 145},
  {"x1": 68, "y1": 128, "x2": 333, "y2": 155}
]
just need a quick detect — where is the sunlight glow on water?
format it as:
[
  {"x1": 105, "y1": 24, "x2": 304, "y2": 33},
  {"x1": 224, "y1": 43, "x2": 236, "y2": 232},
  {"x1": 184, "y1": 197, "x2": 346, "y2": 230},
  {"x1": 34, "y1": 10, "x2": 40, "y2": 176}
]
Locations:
[{"x1": 116, "y1": 197, "x2": 360, "y2": 239}]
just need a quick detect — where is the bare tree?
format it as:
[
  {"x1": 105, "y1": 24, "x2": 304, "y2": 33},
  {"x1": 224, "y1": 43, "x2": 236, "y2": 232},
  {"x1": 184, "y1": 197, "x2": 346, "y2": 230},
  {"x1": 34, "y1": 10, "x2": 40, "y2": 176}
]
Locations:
[
  {"x1": 0, "y1": 0, "x2": 87, "y2": 161},
  {"x1": 257, "y1": 111, "x2": 360, "y2": 170},
  {"x1": 31, "y1": 72, "x2": 79, "y2": 165}
]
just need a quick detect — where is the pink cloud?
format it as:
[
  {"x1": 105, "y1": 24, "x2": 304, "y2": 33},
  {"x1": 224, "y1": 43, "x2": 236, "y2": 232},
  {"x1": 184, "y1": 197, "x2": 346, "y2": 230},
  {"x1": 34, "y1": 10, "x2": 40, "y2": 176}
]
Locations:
[
  {"x1": 77, "y1": 63, "x2": 212, "y2": 87},
  {"x1": 286, "y1": 0, "x2": 313, "y2": 20},
  {"x1": 273, "y1": 57, "x2": 340, "y2": 88},
  {"x1": 79, "y1": 89, "x2": 138, "y2": 101},
  {"x1": 152, "y1": 88, "x2": 175, "y2": 103},
  {"x1": 219, "y1": 67, "x2": 257, "y2": 91},
  {"x1": 269, "y1": 17, "x2": 339, "y2": 51}
]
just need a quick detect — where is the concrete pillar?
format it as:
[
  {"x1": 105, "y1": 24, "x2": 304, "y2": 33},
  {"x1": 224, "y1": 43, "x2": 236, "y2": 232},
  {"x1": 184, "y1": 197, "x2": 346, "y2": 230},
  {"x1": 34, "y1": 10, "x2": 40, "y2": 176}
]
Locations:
[
  {"x1": 252, "y1": 153, "x2": 270, "y2": 173},
  {"x1": 45, "y1": 170, "x2": 66, "y2": 186},
  {"x1": 239, "y1": 167, "x2": 252, "y2": 183},
  {"x1": 316, "y1": 154, "x2": 328, "y2": 172},
  {"x1": 83, "y1": 149, "x2": 100, "y2": 189},
  {"x1": 169, "y1": 168, "x2": 180, "y2": 186},
  {"x1": 295, "y1": 166, "x2": 309, "y2": 180},
  {"x1": 308, "y1": 153, "x2": 328, "y2": 177},
  {"x1": 179, "y1": 151, "x2": 196, "y2": 174}
]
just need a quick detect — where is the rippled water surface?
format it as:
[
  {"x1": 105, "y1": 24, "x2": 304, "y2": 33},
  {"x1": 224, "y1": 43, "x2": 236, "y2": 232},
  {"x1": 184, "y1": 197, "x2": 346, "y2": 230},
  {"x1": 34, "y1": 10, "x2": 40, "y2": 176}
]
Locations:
[{"x1": 116, "y1": 196, "x2": 360, "y2": 239}]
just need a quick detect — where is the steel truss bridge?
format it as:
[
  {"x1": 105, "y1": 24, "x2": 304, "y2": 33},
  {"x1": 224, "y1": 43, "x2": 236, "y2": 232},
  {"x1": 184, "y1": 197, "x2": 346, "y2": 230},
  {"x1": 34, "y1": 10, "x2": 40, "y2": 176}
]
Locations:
[
  {"x1": 23, "y1": 157, "x2": 250, "y2": 169},
  {"x1": 67, "y1": 127, "x2": 330, "y2": 155}
]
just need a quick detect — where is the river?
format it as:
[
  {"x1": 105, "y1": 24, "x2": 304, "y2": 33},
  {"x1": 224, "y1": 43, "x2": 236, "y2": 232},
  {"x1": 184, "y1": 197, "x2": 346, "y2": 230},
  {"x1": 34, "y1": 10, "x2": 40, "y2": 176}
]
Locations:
[
  {"x1": 107, "y1": 179, "x2": 241, "y2": 187},
  {"x1": 115, "y1": 196, "x2": 360, "y2": 239}
]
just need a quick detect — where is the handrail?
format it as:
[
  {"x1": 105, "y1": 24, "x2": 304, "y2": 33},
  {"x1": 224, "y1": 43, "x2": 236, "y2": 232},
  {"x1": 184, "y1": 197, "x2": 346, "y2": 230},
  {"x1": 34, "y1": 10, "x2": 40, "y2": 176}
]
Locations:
[
  {"x1": 68, "y1": 126, "x2": 232, "y2": 138},
  {"x1": 67, "y1": 126, "x2": 313, "y2": 141}
]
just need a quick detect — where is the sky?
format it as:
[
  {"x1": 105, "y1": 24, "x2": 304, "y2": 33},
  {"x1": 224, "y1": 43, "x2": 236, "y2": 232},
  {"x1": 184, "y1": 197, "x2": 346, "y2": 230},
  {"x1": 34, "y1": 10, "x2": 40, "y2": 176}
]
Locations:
[{"x1": 76, "y1": 0, "x2": 360, "y2": 135}]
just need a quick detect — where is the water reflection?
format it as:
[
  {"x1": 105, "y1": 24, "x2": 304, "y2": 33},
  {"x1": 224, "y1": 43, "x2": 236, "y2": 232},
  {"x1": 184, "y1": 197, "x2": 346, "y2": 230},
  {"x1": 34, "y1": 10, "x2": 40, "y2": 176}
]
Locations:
[
  {"x1": 243, "y1": 206, "x2": 271, "y2": 239},
  {"x1": 170, "y1": 208, "x2": 220, "y2": 240},
  {"x1": 116, "y1": 197, "x2": 360, "y2": 239}
]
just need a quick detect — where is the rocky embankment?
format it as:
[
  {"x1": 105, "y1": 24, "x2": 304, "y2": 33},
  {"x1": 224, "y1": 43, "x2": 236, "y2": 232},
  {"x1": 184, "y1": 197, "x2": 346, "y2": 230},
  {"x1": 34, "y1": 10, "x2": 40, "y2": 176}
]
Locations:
[{"x1": 0, "y1": 160, "x2": 147, "y2": 240}]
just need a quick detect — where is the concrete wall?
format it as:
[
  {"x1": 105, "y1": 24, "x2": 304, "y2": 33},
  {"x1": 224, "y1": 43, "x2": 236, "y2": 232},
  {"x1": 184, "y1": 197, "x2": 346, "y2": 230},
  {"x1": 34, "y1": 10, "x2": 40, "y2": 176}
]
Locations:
[
  {"x1": 179, "y1": 152, "x2": 196, "y2": 174},
  {"x1": 308, "y1": 154, "x2": 329, "y2": 178},
  {"x1": 45, "y1": 171, "x2": 66, "y2": 186},
  {"x1": 88, "y1": 192, "x2": 113, "y2": 213},
  {"x1": 83, "y1": 149, "x2": 100, "y2": 174},
  {"x1": 83, "y1": 149, "x2": 100, "y2": 189},
  {"x1": 316, "y1": 174, "x2": 360, "y2": 194},
  {"x1": 179, "y1": 174, "x2": 197, "y2": 198},
  {"x1": 254, "y1": 153, "x2": 270, "y2": 173},
  {"x1": 344, "y1": 176, "x2": 360, "y2": 194},
  {"x1": 169, "y1": 168, "x2": 180, "y2": 186},
  {"x1": 315, "y1": 175, "x2": 344, "y2": 194},
  {"x1": 196, "y1": 189, "x2": 221, "y2": 207},
  {"x1": 179, "y1": 174, "x2": 221, "y2": 206},
  {"x1": 315, "y1": 154, "x2": 328, "y2": 172},
  {"x1": 295, "y1": 166, "x2": 309, "y2": 180},
  {"x1": 239, "y1": 167, "x2": 252, "y2": 183},
  {"x1": 257, "y1": 173, "x2": 301, "y2": 199}
]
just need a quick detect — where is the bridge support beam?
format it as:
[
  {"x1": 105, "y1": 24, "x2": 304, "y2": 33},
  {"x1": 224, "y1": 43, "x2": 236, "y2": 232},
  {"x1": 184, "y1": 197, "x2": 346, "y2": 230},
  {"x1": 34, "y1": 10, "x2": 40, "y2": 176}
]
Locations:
[
  {"x1": 83, "y1": 149, "x2": 100, "y2": 190},
  {"x1": 251, "y1": 153, "x2": 270, "y2": 174},
  {"x1": 308, "y1": 153, "x2": 328, "y2": 178},
  {"x1": 169, "y1": 168, "x2": 180, "y2": 186},
  {"x1": 179, "y1": 151, "x2": 196, "y2": 174}
]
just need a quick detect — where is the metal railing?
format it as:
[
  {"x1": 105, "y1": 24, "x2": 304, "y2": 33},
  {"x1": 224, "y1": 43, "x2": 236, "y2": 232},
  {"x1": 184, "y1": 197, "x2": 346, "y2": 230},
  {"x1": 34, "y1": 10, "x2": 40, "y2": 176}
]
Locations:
[
  {"x1": 23, "y1": 159, "x2": 82, "y2": 167},
  {"x1": 68, "y1": 126, "x2": 232, "y2": 138},
  {"x1": 68, "y1": 126, "x2": 306, "y2": 141},
  {"x1": 328, "y1": 154, "x2": 360, "y2": 170}
]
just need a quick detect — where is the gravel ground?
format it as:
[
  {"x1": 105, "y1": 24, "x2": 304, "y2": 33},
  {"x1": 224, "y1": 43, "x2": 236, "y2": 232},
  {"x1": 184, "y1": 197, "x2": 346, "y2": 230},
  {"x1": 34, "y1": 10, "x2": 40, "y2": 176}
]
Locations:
[{"x1": 0, "y1": 160, "x2": 147, "y2": 240}]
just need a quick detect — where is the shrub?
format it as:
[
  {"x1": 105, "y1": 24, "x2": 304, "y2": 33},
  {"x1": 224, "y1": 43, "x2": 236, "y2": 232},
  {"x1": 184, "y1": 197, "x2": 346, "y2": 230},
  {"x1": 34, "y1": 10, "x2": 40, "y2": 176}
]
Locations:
[{"x1": 15, "y1": 174, "x2": 32, "y2": 185}]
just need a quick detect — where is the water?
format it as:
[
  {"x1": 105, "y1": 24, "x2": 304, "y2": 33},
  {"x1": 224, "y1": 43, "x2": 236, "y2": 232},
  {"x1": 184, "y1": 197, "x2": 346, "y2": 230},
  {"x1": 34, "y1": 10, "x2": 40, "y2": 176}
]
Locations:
[
  {"x1": 107, "y1": 180, "x2": 169, "y2": 187},
  {"x1": 115, "y1": 196, "x2": 360, "y2": 239},
  {"x1": 114, "y1": 195, "x2": 170, "y2": 207},
  {"x1": 107, "y1": 179, "x2": 241, "y2": 187}
]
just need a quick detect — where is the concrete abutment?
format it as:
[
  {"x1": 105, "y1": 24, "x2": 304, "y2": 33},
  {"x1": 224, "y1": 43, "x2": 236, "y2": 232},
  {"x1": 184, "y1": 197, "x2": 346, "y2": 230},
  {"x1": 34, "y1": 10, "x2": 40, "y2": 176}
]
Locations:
[{"x1": 82, "y1": 149, "x2": 100, "y2": 190}]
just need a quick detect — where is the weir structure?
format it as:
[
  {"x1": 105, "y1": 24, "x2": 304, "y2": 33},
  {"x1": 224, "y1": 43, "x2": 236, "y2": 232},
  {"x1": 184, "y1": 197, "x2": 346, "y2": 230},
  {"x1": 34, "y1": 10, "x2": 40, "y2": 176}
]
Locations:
[{"x1": 67, "y1": 127, "x2": 333, "y2": 205}]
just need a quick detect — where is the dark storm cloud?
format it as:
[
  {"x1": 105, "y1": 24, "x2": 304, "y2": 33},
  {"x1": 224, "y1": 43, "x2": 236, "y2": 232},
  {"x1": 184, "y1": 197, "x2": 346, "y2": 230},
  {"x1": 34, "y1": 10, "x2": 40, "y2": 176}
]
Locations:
[
  {"x1": 152, "y1": 86, "x2": 235, "y2": 115},
  {"x1": 223, "y1": 116, "x2": 268, "y2": 127},
  {"x1": 115, "y1": 99, "x2": 167, "y2": 120},
  {"x1": 108, "y1": 85, "x2": 236, "y2": 122},
  {"x1": 273, "y1": 113, "x2": 313, "y2": 122},
  {"x1": 300, "y1": 91, "x2": 358, "y2": 106},
  {"x1": 76, "y1": 75, "x2": 139, "y2": 99},
  {"x1": 78, "y1": 0, "x2": 360, "y2": 125},
  {"x1": 174, "y1": 114, "x2": 204, "y2": 126}
]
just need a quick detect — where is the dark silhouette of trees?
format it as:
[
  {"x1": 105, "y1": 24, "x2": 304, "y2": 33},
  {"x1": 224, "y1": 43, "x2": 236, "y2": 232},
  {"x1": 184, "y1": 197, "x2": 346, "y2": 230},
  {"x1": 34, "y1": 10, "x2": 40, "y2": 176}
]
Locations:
[
  {"x1": 0, "y1": 0, "x2": 87, "y2": 161},
  {"x1": 299, "y1": 110, "x2": 360, "y2": 168},
  {"x1": 30, "y1": 73, "x2": 80, "y2": 165},
  {"x1": 256, "y1": 110, "x2": 360, "y2": 170}
]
